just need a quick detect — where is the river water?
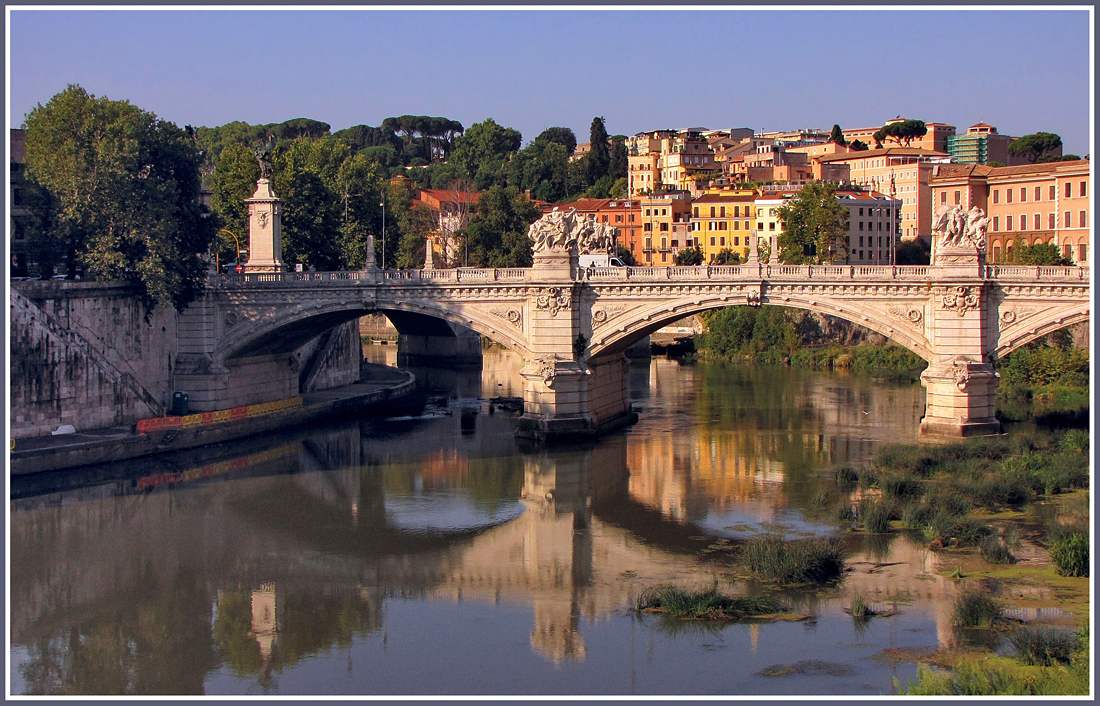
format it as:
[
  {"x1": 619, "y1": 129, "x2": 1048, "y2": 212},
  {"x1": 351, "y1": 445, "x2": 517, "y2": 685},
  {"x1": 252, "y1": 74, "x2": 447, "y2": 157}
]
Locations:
[{"x1": 11, "y1": 346, "x2": 990, "y2": 696}]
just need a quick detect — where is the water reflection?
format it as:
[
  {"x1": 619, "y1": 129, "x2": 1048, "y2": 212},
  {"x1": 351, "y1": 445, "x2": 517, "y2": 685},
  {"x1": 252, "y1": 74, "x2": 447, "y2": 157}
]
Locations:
[{"x1": 12, "y1": 349, "x2": 978, "y2": 696}]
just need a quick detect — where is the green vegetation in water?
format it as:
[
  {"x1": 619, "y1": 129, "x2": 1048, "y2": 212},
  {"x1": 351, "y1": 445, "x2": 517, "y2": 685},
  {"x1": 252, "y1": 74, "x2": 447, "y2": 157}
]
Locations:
[
  {"x1": 1009, "y1": 627, "x2": 1079, "y2": 666},
  {"x1": 1048, "y1": 531, "x2": 1089, "y2": 577},
  {"x1": 978, "y1": 535, "x2": 1017, "y2": 564},
  {"x1": 951, "y1": 590, "x2": 1005, "y2": 628},
  {"x1": 741, "y1": 535, "x2": 845, "y2": 584},
  {"x1": 635, "y1": 585, "x2": 784, "y2": 621}
]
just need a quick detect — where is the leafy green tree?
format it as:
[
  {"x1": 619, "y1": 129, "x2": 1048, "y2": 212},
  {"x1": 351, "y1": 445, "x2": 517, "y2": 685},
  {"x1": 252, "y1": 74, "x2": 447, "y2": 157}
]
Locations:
[
  {"x1": 609, "y1": 177, "x2": 628, "y2": 199},
  {"x1": 506, "y1": 139, "x2": 570, "y2": 203},
  {"x1": 849, "y1": 140, "x2": 869, "y2": 151},
  {"x1": 1008, "y1": 132, "x2": 1062, "y2": 164},
  {"x1": 209, "y1": 143, "x2": 260, "y2": 262},
  {"x1": 274, "y1": 167, "x2": 342, "y2": 270},
  {"x1": 830, "y1": 124, "x2": 847, "y2": 146},
  {"x1": 586, "y1": 175, "x2": 614, "y2": 199},
  {"x1": 615, "y1": 244, "x2": 636, "y2": 266},
  {"x1": 895, "y1": 238, "x2": 930, "y2": 265},
  {"x1": 335, "y1": 153, "x2": 385, "y2": 268},
  {"x1": 23, "y1": 84, "x2": 215, "y2": 310},
  {"x1": 872, "y1": 120, "x2": 927, "y2": 148},
  {"x1": 395, "y1": 204, "x2": 436, "y2": 269},
  {"x1": 586, "y1": 117, "x2": 610, "y2": 186},
  {"x1": 713, "y1": 248, "x2": 741, "y2": 265},
  {"x1": 775, "y1": 182, "x2": 849, "y2": 264},
  {"x1": 450, "y1": 118, "x2": 522, "y2": 186},
  {"x1": 1001, "y1": 237, "x2": 1072, "y2": 265},
  {"x1": 675, "y1": 246, "x2": 704, "y2": 265},
  {"x1": 535, "y1": 127, "x2": 577, "y2": 155},
  {"x1": 456, "y1": 185, "x2": 538, "y2": 267},
  {"x1": 609, "y1": 136, "x2": 628, "y2": 180}
]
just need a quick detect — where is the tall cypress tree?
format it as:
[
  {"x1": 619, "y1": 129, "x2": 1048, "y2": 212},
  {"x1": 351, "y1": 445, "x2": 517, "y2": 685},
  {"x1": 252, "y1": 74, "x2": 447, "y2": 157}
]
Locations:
[{"x1": 586, "y1": 117, "x2": 610, "y2": 185}]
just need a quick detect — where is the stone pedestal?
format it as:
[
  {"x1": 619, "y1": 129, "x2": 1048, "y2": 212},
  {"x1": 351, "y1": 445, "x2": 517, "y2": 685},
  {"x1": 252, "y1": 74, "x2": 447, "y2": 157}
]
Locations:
[
  {"x1": 244, "y1": 179, "x2": 284, "y2": 273},
  {"x1": 920, "y1": 357, "x2": 1001, "y2": 436},
  {"x1": 932, "y1": 241, "x2": 984, "y2": 278}
]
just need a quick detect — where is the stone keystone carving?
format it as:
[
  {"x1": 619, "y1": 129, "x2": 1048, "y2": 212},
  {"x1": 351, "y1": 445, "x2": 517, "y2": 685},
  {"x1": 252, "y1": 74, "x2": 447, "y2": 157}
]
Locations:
[
  {"x1": 535, "y1": 287, "x2": 571, "y2": 317},
  {"x1": 528, "y1": 207, "x2": 616, "y2": 255},
  {"x1": 941, "y1": 285, "x2": 980, "y2": 316},
  {"x1": 932, "y1": 204, "x2": 989, "y2": 251}
]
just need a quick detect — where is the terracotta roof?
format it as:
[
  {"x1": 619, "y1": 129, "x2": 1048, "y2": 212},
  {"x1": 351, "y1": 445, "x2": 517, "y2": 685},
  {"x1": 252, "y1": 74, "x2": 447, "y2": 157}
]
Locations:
[{"x1": 815, "y1": 147, "x2": 950, "y2": 163}]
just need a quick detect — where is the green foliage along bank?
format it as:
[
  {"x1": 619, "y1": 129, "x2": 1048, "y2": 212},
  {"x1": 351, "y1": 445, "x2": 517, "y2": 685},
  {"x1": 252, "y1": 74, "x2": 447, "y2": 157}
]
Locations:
[{"x1": 696, "y1": 306, "x2": 927, "y2": 375}]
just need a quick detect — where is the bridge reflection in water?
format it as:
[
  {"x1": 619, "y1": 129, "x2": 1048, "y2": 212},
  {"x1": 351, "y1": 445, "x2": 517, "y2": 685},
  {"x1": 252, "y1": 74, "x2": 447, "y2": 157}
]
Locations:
[{"x1": 12, "y1": 354, "x2": 1034, "y2": 694}]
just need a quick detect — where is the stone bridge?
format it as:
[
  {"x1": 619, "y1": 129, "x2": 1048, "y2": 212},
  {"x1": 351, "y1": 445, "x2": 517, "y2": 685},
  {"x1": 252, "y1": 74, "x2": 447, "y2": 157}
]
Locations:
[{"x1": 175, "y1": 252, "x2": 1089, "y2": 440}]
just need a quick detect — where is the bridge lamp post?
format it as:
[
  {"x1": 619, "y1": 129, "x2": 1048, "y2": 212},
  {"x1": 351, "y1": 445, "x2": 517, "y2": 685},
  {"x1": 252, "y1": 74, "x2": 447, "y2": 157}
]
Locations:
[
  {"x1": 379, "y1": 191, "x2": 386, "y2": 270},
  {"x1": 218, "y1": 229, "x2": 245, "y2": 274}
]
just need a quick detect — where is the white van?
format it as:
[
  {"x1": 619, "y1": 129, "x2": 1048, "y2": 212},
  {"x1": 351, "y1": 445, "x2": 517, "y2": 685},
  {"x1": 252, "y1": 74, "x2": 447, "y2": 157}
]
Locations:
[{"x1": 578, "y1": 253, "x2": 626, "y2": 269}]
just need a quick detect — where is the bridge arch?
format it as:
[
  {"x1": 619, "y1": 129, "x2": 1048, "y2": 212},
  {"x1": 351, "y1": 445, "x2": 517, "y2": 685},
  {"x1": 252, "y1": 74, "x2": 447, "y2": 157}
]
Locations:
[
  {"x1": 587, "y1": 294, "x2": 933, "y2": 361},
  {"x1": 216, "y1": 298, "x2": 531, "y2": 363},
  {"x1": 993, "y1": 305, "x2": 1090, "y2": 359}
]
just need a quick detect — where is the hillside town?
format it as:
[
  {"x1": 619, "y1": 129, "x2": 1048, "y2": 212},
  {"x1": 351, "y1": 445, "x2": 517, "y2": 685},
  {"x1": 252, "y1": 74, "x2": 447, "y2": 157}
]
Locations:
[{"x1": 9, "y1": 116, "x2": 1090, "y2": 281}]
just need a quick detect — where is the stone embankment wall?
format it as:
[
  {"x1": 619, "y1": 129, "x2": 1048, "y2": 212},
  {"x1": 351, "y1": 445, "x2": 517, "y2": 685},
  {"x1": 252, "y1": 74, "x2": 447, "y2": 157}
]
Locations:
[
  {"x1": 10, "y1": 282, "x2": 364, "y2": 439},
  {"x1": 11, "y1": 282, "x2": 177, "y2": 438}
]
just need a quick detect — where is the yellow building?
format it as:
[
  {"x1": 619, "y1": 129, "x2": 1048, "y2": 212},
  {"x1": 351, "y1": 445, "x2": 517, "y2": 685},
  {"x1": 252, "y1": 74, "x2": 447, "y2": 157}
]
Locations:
[
  {"x1": 639, "y1": 193, "x2": 692, "y2": 265},
  {"x1": 626, "y1": 129, "x2": 718, "y2": 196},
  {"x1": 690, "y1": 191, "x2": 756, "y2": 263}
]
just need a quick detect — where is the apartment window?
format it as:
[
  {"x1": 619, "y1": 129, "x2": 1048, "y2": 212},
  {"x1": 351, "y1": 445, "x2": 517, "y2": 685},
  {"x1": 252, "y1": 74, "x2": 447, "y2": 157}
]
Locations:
[
  {"x1": 732, "y1": 221, "x2": 740, "y2": 230},
  {"x1": 1065, "y1": 211, "x2": 1071, "y2": 227},
  {"x1": 661, "y1": 252, "x2": 667, "y2": 263},
  {"x1": 859, "y1": 236, "x2": 864, "y2": 247},
  {"x1": 993, "y1": 189, "x2": 999, "y2": 204},
  {"x1": 1007, "y1": 189, "x2": 1013, "y2": 203},
  {"x1": 645, "y1": 237, "x2": 652, "y2": 250},
  {"x1": 1081, "y1": 181, "x2": 1087, "y2": 197},
  {"x1": 720, "y1": 206, "x2": 726, "y2": 217},
  {"x1": 630, "y1": 214, "x2": 635, "y2": 223},
  {"x1": 660, "y1": 222, "x2": 669, "y2": 231},
  {"x1": 1049, "y1": 185, "x2": 1056, "y2": 200},
  {"x1": 1035, "y1": 187, "x2": 1041, "y2": 201},
  {"x1": 1035, "y1": 214, "x2": 1041, "y2": 230},
  {"x1": 1006, "y1": 215, "x2": 1013, "y2": 231},
  {"x1": 1066, "y1": 183, "x2": 1072, "y2": 198},
  {"x1": 939, "y1": 193, "x2": 946, "y2": 205},
  {"x1": 645, "y1": 208, "x2": 651, "y2": 217},
  {"x1": 662, "y1": 208, "x2": 668, "y2": 216},
  {"x1": 1049, "y1": 213, "x2": 1056, "y2": 229},
  {"x1": 710, "y1": 206, "x2": 716, "y2": 217},
  {"x1": 768, "y1": 222, "x2": 776, "y2": 231},
  {"x1": 602, "y1": 215, "x2": 609, "y2": 223},
  {"x1": 878, "y1": 222, "x2": 883, "y2": 231},
  {"x1": 733, "y1": 237, "x2": 740, "y2": 246},
  {"x1": 1020, "y1": 188, "x2": 1026, "y2": 202},
  {"x1": 644, "y1": 223, "x2": 653, "y2": 232},
  {"x1": 993, "y1": 246, "x2": 1001, "y2": 261},
  {"x1": 710, "y1": 236, "x2": 716, "y2": 246},
  {"x1": 1079, "y1": 211, "x2": 1087, "y2": 228},
  {"x1": 719, "y1": 237, "x2": 726, "y2": 246},
  {"x1": 719, "y1": 221, "x2": 727, "y2": 230},
  {"x1": 1079, "y1": 244, "x2": 1087, "y2": 261},
  {"x1": 954, "y1": 190, "x2": 961, "y2": 205},
  {"x1": 757, "y1": 222, "x2": 763, "y2": 231},
  {"x1": 734, "y1": 206, "x2": 741, "y2": 217},
  {"x1": 661, "y1": 237, "x2": 668, "y2": 249},
  {"x1": 693, "y1": 207, "x2": 699, "y2": 217},
  {"x1": 859, "y1": 221, "x2": 864, "y2": 231},
  {"x1": 616, "y1": 214, "x2": 622, "y2": 223}
]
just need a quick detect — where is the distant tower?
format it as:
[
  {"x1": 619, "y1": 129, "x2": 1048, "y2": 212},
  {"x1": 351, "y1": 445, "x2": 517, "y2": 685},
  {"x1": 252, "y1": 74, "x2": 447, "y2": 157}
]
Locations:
[{"x1": 245, "y1": 179, "x2": 284, "y2": 272}]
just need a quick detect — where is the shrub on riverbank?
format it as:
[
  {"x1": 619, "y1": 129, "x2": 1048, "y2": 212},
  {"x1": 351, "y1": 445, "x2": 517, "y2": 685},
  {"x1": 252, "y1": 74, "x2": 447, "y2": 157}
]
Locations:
[
  {"x1": 1049, "y1": 532, "x2": 1089, "y2": 577},
  {"x1": 1009, "y1": 627, "x2": 1078, "y2": 666},
  {"x1": 636, "y1": 585, "x2": 783, "y2": 620},
  {"x1": 952, "y1": 590, "x2": 1005, "y2": 628},
  {"x1": 741, "y1": 535, "x2": 845, "y2": 584}
]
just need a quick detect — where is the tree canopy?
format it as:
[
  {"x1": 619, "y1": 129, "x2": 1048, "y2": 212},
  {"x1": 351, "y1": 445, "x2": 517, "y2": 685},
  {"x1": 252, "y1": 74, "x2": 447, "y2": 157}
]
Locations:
[
  {"x1": 872, "y1": 120, "x2": 927, "y2": 148},
  {"x1": 1000, "y1": 237, "x2": 1072, "y2": 266},
  {"x1": 1008, "y1": 132, "x2": 1063, "y2": 163},
  {"x1": 829, "y1": 124, "x2": 847, "y2": 146},
  {"x1": 23, "y1": 84, "x2": 215, "y2": 310},
  {"x1": 775, "y1": 182, "x2": 850, "y2": 264},
  {"x1": 535, "y1": 127, "x2": 577, "y2": 155},
  {"x1": 456, "y1": 185, "x2": 538, "y2": 268}
]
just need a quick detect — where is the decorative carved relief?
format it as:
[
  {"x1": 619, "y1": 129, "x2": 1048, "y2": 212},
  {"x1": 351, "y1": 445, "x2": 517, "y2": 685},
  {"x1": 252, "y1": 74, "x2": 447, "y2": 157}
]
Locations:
[
  {"x1": 535, "y1": 287, "x2": 571, "y2": 317},
  {"x1": 941, "y1": 286, "x2": 980, "y2": 316},
  {"x1": 888, "y1": 305, "x2": 923, "y2": 327},
  {"x1": 952, "y1": 361, "x2": 970, "y2": 390},
  {"x1": 224, "y1": 311, "x2": 238, "y2": 327},
  {"x1": 489, "y1": 308, "x2": 523, "y2": 329},
  {"x1": 746, "y1": 290, "x2": 762, "y2": 308},
  {"x1": 533, "y1": 353, "x2": 560, "y2": 387},
  {"x1": 591, "y1": 305, "x2": 627, "y2": 328},
  {"x1": 256, "y1": 209, "x2": 270, "y2": 228},
  {"x1": 998, "y1": 307, "x2": 1035, "y2": 331}
]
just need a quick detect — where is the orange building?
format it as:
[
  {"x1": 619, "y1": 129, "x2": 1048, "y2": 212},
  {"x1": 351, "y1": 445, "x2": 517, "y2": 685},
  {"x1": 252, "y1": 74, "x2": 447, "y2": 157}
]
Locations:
[{"x1": 928, "y1": 159, "x2": 1090, "y2": 264}]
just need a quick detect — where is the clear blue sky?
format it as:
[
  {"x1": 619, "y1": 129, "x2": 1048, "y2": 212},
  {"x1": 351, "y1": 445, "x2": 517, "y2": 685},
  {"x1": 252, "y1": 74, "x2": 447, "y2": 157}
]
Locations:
[{"x1": 7, "y1": 8, "x2": 1093, "y2": 156}]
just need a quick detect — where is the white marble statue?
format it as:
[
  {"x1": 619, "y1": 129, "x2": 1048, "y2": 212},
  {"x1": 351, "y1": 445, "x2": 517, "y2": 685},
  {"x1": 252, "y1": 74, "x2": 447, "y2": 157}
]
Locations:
[
  {"x1": 932, "y1": 204, "x2": 988, "y2": 250},
  {"x1": 527, "y1": 207, "x2": 615, "y2": 255}
]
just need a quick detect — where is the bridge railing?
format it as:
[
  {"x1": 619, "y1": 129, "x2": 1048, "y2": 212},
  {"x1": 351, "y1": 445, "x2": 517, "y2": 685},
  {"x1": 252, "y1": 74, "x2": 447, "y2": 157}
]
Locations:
[
  {"x1": 985, "y1": 265, "x2": 1089, "y2": 281},
  {"x1": 584, "y1": 264, "x2": 933, "y2": 282}
]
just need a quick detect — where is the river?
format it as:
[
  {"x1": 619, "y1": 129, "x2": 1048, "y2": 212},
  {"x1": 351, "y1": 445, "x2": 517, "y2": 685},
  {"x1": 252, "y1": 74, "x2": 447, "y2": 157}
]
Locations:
[{"x1": 11, "y1": 346, "x2": 994, "y2": 696}]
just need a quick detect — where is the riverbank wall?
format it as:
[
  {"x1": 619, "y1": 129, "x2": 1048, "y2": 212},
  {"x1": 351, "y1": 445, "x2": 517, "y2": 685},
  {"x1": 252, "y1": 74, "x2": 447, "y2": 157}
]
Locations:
[
  {"x1": 9, "y1": 281, "x2": 363, "y2": 439},
  {"x1": 9, "y1": 364, "x2": 418, "y2": 476}
]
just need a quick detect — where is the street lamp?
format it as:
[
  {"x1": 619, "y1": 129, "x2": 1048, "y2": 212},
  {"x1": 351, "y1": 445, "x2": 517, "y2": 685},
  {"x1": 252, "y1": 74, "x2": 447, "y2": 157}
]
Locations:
[
  {"x1": 219, "y1": 229, "x2": 245, "y2": 274},
  {"x1": 379, "y1": 191, "x2": 386, "y2": 270}
]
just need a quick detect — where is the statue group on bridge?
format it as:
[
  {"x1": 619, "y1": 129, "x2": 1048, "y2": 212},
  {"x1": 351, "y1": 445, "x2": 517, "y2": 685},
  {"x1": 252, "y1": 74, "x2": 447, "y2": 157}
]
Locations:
[
  {"x1": 528, "y1": 207, "x2": 617, "y2": 255},
  {"x1": 932, "y1": 204, "x2": 990, "y2": 251}
]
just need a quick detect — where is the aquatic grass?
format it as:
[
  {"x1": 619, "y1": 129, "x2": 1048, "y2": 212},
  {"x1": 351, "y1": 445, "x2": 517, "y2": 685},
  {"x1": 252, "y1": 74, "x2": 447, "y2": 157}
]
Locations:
[
  {"x1": 860, "y1": 498, "x2": 894, "y2": 533},
  {"x1": 897, "y1": 659, "x2": 1088, "y2": 696},
  {"x1": 1057, "y1": 429, "x2": 1089, "y2": 453},
  {"x1": 742, "y1": 535, "x2": 845, "y2": 584},
  {"x1": 849, "y1": 594, "x2": 868, "y2": 618},
  {"x1": 1048, "y1": 532, "x2": 1089, "y2": 578},
  {"x1": 1009, "y1": 627, "x2": 1078, "y2": 666},
  {"x1": 834, "y1": 465, "x2": 860, "y2": 485},
  {"x1": 636, "y1": 585, "x2": 783, "y2": 620},
  {"x1": 979, "y1": 535, "x2": 1016, "y2": 564},
  {"x1": 951, "y1": 590, "x2": 1004, "y2": 628}
]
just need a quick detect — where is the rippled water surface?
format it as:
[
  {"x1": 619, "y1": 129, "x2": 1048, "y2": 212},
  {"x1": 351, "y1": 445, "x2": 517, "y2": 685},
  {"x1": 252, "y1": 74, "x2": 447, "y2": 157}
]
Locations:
[{"x1": 11, "y1": 347, "x2": 1007, "y2": 696}]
